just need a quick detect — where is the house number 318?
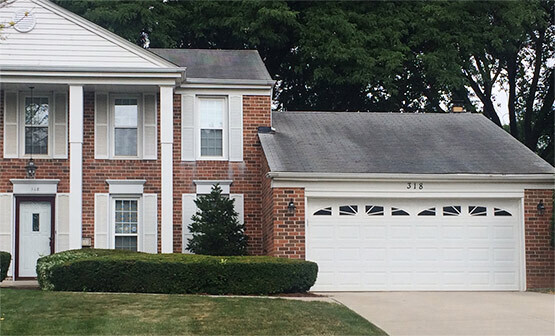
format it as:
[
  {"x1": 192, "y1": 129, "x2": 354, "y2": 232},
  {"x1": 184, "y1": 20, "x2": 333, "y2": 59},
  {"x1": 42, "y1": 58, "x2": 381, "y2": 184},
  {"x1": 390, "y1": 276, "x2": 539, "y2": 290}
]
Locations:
[{"x1": 407, "y1": 182, "x2": 423, "y2": 190}]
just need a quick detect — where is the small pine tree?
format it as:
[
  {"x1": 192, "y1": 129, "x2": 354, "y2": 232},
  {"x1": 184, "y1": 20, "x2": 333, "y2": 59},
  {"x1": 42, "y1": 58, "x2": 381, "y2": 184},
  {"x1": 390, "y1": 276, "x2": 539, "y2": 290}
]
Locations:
[{"x1": 187, "y1": 184, "x2": 248, "y2": 255}]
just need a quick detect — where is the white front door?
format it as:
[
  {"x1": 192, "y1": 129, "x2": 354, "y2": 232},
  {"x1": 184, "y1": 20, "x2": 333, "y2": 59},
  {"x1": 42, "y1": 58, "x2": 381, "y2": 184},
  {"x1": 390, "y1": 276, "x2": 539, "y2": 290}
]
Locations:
[
  {"x1": 19, "y1": 201, "x2": 52, "y2": 278},
  {"x1": 307, "y1": 198, "x2": 522, "y2": 291}
]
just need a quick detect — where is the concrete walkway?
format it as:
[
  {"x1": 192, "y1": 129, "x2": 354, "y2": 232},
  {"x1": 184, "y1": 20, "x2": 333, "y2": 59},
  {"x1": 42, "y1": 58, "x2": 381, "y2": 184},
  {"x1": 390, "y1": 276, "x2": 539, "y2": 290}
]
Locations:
[
  {"x1": 327, "y1": 291, "x2": 555, "y2": 336},
  {"x1": 0, "y1": 280, "x2": 39, "y2": 289}
]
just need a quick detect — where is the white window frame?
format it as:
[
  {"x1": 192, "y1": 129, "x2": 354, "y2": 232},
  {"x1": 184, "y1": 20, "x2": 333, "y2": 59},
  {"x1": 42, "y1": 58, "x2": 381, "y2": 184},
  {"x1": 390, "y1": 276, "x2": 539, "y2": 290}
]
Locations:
[
  {"x1": 18, "y1": 92, "x2": 53, "y2": 158},
  {"x1": 109, "y1": 94, "x2": 143, "y2": 159},
  {"x1": 196, "y1": 95, "x2": 228, "y2": 160},
  {"x1": 110, "y1": 196, "x2": 141, "y2": 251}
]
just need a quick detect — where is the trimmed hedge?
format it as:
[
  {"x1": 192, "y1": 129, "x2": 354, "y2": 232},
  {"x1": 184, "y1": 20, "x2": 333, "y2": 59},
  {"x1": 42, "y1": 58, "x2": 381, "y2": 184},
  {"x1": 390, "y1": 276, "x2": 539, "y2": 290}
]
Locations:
[
  {"x1": 0, "y1": 251, "x2": 11, "y2": 282},
  {"x1": 37, "y1": 249, "x2": 318, "y2": 295}
]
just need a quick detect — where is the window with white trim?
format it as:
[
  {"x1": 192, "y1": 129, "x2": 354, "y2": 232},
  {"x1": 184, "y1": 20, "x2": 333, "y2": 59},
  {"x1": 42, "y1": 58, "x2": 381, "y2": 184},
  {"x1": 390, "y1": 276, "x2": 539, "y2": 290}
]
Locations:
[
  {"x1": 114, "y1": 199, "x2": 139, "y2": 251},
  {"x1": 198, "y1": 97, "x2": 227, "y2": 159},
  {"x1": 113, "y1": 98, "x2": 140, "y2": 157},
  {"x1": 23, "y1": 96, "x2": 50, "y2": 155}
]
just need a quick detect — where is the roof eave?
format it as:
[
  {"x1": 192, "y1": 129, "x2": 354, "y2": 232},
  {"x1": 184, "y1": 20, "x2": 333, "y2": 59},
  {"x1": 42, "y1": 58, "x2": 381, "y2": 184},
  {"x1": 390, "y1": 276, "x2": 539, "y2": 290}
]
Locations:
[
  {"x1": 184, "y1": 77, "x2": 275, "y2": 86},
  {"x1": 266, "y1": 172, "x2": 555, "y2": 183}
]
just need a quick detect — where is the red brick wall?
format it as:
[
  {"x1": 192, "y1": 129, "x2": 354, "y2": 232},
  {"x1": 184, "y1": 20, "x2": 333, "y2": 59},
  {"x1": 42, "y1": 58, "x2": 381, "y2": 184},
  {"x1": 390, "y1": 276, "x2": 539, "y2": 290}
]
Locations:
[
  {"x1": 261, "y1": 156, "x2": 274, "y2": 255},
  {"x1": 269, "y1": 187, "x2": 305, "y2": 259},
  {"x1": 172, "y1": 95, "x2": 271, "y2": 254},
  {"x1": 524, "y1": 189, "x2": 555, "y2": 289},
  {"x1": 0, "y1": 90, "x2": 70, "y2": 193},
  {"x1": 81, "y1": 92, "x2": 162, "y2": 249}
]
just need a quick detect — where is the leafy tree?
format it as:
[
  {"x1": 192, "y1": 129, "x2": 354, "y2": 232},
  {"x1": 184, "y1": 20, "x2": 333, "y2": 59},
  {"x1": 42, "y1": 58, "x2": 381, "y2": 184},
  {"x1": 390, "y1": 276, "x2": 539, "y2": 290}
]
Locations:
[
  {"x1": 418, "y1": 1, "x2": 554, "y2": 163},
  {"x1": 53, "y1": 0, "x2": 554, "y2": 163},
  {"x1": 187, "y1": 185, "x2": 247, "y2": 256}
]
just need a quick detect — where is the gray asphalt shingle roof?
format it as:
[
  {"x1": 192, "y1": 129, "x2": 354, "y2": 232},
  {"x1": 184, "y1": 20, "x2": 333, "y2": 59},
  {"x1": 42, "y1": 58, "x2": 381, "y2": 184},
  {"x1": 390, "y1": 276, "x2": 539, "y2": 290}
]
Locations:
[
  {"x1": 259, "y1": 111, "x2": 554, "y2": 175},
  {"x1": 150, "y1": 49, "x2": 272, "y2": 82}
]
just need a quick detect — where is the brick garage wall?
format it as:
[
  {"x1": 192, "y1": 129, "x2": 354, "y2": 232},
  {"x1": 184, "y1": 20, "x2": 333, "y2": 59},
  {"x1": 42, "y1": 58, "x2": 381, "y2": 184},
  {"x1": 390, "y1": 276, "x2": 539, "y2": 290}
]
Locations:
[
  {"x1": 270, "y1": 187, "x2": 305, "y2": 259},
  {"x1": 172, "y1": 95, "x2": 271, "y2": 254},
  {"x1": 524, "y1": 189, "x2": 555, "y2": 289},
  {"x1": 0, "y1": 90, "x2": 70, "y2": 193},
  {"x1": 81, "y1": 92, "x2": 162, "y2": 249},
  {"x1": 261, "y1": 156, "x2": 274, "y2": 255}
]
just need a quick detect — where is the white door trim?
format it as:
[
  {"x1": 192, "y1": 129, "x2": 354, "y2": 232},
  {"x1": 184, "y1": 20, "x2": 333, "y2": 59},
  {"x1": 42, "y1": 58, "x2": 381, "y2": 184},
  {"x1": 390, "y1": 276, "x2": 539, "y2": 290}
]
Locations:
[{"x1": 15, "y1": 196, "x2": 55, "y2": 279}]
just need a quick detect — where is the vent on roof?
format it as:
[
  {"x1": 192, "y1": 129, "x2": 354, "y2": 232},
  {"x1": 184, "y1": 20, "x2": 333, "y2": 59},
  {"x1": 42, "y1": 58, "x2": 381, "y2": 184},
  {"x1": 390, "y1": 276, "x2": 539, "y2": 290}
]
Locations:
[
  {"x1": 258, "y1": 126, "x2": 275, "y2": 134},
  {"x1": 450, "y1": 100, "x2": 465, "y2": 113}
]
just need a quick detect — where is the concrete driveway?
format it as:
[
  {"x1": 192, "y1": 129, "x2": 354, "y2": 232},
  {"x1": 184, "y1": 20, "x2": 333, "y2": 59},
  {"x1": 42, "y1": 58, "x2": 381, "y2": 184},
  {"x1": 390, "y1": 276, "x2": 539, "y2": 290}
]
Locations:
[{"x1": 326, "y1": 292, "x2": 555, "y2": 336}]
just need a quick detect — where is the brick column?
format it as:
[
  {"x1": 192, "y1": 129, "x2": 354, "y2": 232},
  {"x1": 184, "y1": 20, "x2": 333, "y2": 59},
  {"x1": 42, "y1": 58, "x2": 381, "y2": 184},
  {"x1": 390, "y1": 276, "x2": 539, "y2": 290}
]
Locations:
[
  {"x1": 271, "y1": 188, "x2": 305, "y2": 259},
  {"x1": 524, "y1": 189, "x2": 554, "y2": 289}
]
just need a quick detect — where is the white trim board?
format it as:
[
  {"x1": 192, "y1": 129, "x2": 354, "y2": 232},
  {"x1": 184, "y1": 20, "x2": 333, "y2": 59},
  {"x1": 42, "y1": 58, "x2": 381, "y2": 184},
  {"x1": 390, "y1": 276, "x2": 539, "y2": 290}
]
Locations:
[
  {"x1": 10, "y1": 179, "x2": 59, "y2": 194},
  {"x1": 106, "y1": 180, "x2": 146, "y2": 194},
  {"x1": 267, "y1": 172, "x2": 555, "y2": 183}
]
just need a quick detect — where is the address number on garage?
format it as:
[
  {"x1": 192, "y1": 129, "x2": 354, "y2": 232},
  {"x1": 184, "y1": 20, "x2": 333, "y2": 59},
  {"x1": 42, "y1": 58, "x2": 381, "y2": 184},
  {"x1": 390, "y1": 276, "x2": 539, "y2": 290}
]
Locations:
[{"x1": 406, "y1": 182, "x2": 424, "y2": 190}]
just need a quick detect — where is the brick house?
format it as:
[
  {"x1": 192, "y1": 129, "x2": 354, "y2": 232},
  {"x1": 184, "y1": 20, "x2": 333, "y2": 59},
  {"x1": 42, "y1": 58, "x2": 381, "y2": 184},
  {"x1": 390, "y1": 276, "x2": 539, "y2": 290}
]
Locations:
[{"x1": 1, "y1": 0, "x2": 553, "y2": 291}]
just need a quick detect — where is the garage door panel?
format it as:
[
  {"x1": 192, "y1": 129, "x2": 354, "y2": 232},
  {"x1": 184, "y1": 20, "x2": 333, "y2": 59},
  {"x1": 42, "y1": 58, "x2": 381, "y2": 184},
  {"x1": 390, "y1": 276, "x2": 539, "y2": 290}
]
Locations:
[
  {"x1": 337, "y1": 225, "x2": 360, "y2": 239},
  {"x1": 415, "y1": 248, "x2": 440, "y2": 261},
  {"x1": 310, "y1": 247, "x2": 334, "y2": 261},
  {"x1": 468, "y1": 248, "x2": 490, "y2": 262},
  {"x1": 415, "y1": 225, "x2": 439, "y2": 239},
  {"x1": 442, "y1": 226, "x2": 465, "y2": 239},
  {"x1": 493, "y1": 226, "x2": 515, "y2": 239},
  {"x1": 310, "y1": 225, "x2": 334, "y2": 239},
  {"x1": 494, "y1": 271, "x2": 518, "y2": 285},
  {"x1": 362, "y1": 226, "x2": 387, "y2": 239},
  {"x1": 308, "y1": 197, "x2": 522, "y2": 291}
]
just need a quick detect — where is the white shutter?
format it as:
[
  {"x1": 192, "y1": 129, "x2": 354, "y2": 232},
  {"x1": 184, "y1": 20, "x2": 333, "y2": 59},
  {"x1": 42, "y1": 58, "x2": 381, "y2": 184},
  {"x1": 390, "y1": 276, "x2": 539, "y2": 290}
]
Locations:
[
  {"x1": 182, "y1": 194, "x2": 196, "y2": 253},
  {"x1": 53, "y1": 92, "x2": 68, "y2": 158},
  {"x1": 94, "y1": 93, "x2": 109, "y2": 159},
  {"x1": 3, "y1": 92, "x2": 18, "y2": 158},
  {"x1": 0, "y1": 194, "x2": 13, "y2": 277},
  {"x1": 55, "y1": 193, "x2": 70, "y2": 252},
  {"x1": 181, "y1": 94, "x2": 195, "y2": 161},
  {"x1": 94, "y1": 193, "x2": 109, "y2": 248},
  {"x1": 228, "y1": 95, "x2": 243, "y2": 161},
  {"x1": 142, "y1": 193, "x2": 158, "y2": 253},
  {"x1": 231, "y1": 194, "x2": 244, "y2": 224},
  {"x1": 143, "y1": 94, "x2": 157, "y2": 160}
]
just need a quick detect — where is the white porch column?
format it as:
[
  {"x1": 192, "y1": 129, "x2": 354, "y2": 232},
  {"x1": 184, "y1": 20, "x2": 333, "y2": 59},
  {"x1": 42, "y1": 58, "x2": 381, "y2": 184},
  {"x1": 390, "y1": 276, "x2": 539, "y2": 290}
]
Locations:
[
  {"x1": 69, "y1": 85, "x2": 84, "y2": 249},
  {"x1": 160, "y1": 86, "x2": 174, "y2": 253}
]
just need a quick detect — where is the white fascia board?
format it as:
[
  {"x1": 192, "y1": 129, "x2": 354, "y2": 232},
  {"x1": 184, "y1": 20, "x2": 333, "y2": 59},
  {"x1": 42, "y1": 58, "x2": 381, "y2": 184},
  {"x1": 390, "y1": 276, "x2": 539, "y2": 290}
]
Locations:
[
  {"x1": 267, "y1": 172, "x2": 555, "y2": 184},
  {"x1": 34, "y1": 0, "x2": 179, "y2": 69},
  {"x1": 177, "y1": 87, "x2": 272, "y2": 96},
  {"x1": 0, "y1": 66, "x2": 186, "y2": 74},
  {"x1": 305, "y1": 190, "x2": 526, "y2": 199},
  {"x1": 0, "y1": 74, "x2": 180, "y2": 86},
  {"x1": 178, "y1": 83, "x2": 273, "y2": 93},
  {"x1": 185, "y1": 77, "x2": 275, "y2": 86}
]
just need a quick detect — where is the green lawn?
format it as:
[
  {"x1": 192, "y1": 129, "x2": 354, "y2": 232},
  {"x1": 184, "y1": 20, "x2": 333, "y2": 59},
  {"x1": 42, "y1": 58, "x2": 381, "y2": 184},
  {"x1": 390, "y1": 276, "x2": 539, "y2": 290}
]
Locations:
[{"x1": 0, "y1": 289, "x2": 386, "y2": 335}]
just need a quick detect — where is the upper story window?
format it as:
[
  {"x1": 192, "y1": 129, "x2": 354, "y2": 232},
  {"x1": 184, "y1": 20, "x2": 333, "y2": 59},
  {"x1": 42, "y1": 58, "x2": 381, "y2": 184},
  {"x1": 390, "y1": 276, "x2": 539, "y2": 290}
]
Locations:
[
  {"x1": 94, "y1": 93, "x2": 156, "y2": 160},
  {"x1": 198, "y1": 97, "x2": 227, "y2": 159},
  {"x1": 113, "y1": 98, "x2": 139, "y2": 157},
  {"x1": 24, "y1": 96, "x2": 49, "y2": 155}
]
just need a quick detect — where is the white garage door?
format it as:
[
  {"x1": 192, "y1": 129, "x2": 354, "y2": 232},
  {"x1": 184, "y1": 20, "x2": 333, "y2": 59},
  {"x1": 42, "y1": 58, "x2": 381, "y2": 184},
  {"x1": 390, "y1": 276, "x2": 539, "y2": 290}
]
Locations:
[{"x1": 307, "y1": 198, "x2": 522, "y2": 291}]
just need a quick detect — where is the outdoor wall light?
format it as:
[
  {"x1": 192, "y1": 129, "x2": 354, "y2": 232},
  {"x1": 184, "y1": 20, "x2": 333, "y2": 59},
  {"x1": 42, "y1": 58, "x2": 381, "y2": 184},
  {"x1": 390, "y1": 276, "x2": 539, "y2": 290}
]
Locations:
[
  {"x1": 537, "y1": 200, "x2": 545, "y2": 216},
  {"x1": 25, "y1": 158, "x2": 37, "y2": 179},
  {"x1": 288, "y1": 199, "x2": 296, "y2": 213}
]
